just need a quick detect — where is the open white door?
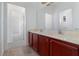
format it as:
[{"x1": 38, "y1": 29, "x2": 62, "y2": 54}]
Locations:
[{"x1": 7, "y1": 4, "x2": 26, "y2": 49}]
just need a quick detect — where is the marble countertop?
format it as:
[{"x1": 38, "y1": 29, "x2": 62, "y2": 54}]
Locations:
[{"x1": 29, "y1": 30, "x2": 79, "y2": 45}]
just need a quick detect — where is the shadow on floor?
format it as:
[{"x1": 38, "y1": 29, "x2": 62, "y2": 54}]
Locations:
[{"x1": 3, "y1": 46, "x2": 39, "y2": 56}]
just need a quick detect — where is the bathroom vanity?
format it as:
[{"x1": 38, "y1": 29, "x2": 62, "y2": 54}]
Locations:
[{"x1": 28, "y1": 31, "x2": 79, "y2": 56}]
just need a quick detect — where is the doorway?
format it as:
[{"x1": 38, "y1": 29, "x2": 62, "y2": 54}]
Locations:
[{"x1": 7, "y1": 3, "x2": 26, "y2": 49}]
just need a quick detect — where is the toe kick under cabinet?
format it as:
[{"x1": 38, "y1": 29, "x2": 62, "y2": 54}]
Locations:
[{"x1": 28, "y1": 32, "x2": 79, "y2": 56}]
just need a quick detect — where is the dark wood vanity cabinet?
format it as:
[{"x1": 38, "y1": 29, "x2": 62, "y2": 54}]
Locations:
[
  {"x1": 32, "y1": 33, "x2": 39, "y2": 52},
  {"x1": 28, "y1": 32, "x2": 33, "y2": 47},
  {"x1": 50, "y1": 39, "x2": 79, "y2": 56},
  {"x1": 28, "y1": 32, "x2": 39, "y2": 52},
  {"x1": 38, "y1": 35, "x2": 50, "y2": 56},
  {"x1": 28, "y1": 32, "x2": 79, "y2": 56}
]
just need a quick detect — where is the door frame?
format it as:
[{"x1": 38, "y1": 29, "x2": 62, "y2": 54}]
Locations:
[
  {"x1": 7, "y1": 3, "x2": 27, "y2": 49},
  {"x1": 1, "y1": 2, "x2": 4, "y2": 56}
]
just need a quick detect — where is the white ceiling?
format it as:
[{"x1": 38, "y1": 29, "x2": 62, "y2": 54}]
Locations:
[{"x1": 7, "y1": 2, "x2": 42, "y2": 9}]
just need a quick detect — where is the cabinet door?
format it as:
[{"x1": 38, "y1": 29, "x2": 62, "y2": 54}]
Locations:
[
  {"x1": 32, "y1": 33, "x2": 38, "y2": 51},
  {"x1": 38, "y1": 35, "x2": 49, "y2": 56},
  {"x1": 50, "y1": 39, "x2": 78, "y2": 56},
  {"x1": 50, "y1": 40, "x2": 53, "y2": 56},
  {"x1": 28, "y1": 32, "x2": 33, "y2": 47}
]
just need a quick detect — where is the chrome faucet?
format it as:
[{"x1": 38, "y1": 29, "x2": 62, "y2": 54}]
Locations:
[
  {"x1": 40, "y1": 29, "x2": 43, "y2": 32},
  {"x1": 58, "y1": 29, "x2": 62, "y2": 34}
]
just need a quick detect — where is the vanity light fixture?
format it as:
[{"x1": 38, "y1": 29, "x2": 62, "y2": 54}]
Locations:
[
  {"x1": 63, "y1": 16, "x2": 66, "y2": 22},
  {"x1": 41, "y1": 2, "x2": 54, "y2": 6}
]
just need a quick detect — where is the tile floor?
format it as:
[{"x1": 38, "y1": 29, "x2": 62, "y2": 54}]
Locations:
[{"x1": 3, "y1": 46, "x2": 39, "y2": 56}]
